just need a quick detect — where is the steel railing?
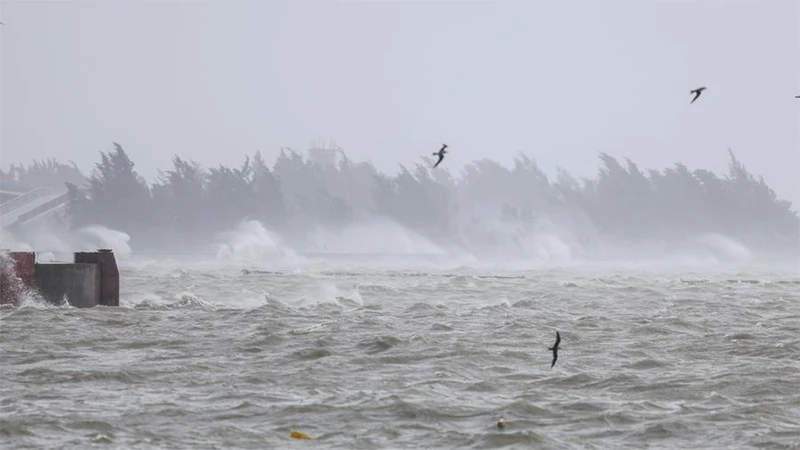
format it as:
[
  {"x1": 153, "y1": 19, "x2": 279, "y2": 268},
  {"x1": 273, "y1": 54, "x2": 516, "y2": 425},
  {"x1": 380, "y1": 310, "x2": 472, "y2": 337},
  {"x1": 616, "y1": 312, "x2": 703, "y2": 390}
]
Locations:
[{"x1": 0, "y1": 187, "x2": 65, "y2": 214}]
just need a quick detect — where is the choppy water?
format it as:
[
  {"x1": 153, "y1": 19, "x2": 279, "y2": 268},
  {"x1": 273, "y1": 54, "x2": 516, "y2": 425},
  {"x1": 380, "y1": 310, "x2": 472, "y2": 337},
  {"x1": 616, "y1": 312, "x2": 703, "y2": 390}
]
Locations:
[{"x1": 2, "y1": 257, "x2": 800, "y2": 449}]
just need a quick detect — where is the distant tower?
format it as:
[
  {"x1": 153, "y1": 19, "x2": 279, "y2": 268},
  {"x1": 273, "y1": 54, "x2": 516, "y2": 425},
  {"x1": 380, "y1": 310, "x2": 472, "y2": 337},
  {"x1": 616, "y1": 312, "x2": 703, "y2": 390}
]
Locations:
[{"x1": 307, "y1": 141, "x2": 346, "y2": 167}]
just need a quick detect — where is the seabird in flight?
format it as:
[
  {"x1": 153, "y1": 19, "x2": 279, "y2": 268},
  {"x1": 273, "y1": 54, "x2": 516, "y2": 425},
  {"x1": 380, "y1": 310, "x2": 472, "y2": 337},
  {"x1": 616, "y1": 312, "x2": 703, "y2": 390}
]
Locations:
[
  {"x1": 548, "y1": 331, "x2": 561, "y2": 368},
  {"x1": 432, "y1": 144, "x2": 448, "y2": 168},
  {"x1": 690, "y1": 87, "x2": 707, "y2": 104}
]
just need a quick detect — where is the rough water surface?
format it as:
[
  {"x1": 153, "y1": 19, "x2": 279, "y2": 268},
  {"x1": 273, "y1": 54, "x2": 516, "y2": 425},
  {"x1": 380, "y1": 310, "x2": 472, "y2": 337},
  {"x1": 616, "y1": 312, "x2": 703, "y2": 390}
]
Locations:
[{"x1": 2, "y1": 258, "x2": 799, "y2": 449}]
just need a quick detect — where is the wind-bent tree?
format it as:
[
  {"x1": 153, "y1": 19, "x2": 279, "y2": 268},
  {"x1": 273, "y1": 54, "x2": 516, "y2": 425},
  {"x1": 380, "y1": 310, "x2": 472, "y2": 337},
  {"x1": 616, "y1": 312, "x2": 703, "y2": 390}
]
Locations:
[
  {"x1": 66, "y1": 143, "x2": 152, "y2": 238},
  {"x1": 1, "y1": 158, "x2": 86, "y2": 191},
  {"x1": 11, "y1": 141, "x2": 790, "y2": 254}
]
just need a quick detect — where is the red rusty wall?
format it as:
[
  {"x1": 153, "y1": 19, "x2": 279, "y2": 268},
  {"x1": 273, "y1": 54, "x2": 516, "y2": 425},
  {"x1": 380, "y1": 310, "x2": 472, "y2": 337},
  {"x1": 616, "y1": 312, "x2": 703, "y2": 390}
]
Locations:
[
  {"x1": 1, "y1": 251, "x2": 35, "y2": 306},
  {"x1": 10, "y1": 252, "x2": 35, "y2": 288}
]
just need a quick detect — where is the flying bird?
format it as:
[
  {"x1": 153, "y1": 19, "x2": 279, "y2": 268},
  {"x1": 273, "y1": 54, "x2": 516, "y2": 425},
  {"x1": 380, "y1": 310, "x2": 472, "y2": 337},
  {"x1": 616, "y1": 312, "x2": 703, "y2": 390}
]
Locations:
[
  {"x1": 548, "y1": 331, "x2": 561, "y2": 368},
  {"x1": 690, "y1": 87, "x2": 707, "y2": 104},
  {"x1": 432, "y1": 144, "x2": 448, "y2": 169},
  {"x1": 795, "y1": 95, "x2": 800, "y2": 99}
]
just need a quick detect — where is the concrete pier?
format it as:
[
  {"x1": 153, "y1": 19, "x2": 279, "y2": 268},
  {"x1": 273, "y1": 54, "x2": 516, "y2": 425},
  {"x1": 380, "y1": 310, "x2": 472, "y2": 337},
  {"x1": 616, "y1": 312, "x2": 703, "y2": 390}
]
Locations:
[
  {"x1": 0, "y1": 249, "x2": 119, "y2": 307},
  {"x1": 34, "y1": 263, "x2": 102, "y2": 307}
]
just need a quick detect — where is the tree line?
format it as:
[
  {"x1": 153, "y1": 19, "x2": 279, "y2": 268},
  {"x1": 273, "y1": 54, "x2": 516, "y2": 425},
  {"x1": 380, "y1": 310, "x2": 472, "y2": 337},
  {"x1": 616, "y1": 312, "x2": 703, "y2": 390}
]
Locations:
[
  {"x1": 0, "y1": 158, "x2": 86, "y2": 192},
  {"x1": 3, "y1": 142, "x2": 798, "y2": 254}
]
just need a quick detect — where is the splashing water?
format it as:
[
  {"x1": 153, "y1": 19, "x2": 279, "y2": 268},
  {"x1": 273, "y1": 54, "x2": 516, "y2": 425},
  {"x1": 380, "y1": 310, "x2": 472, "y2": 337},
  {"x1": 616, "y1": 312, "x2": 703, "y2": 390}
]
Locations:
[
  {"x1": 458, "y1": 215, "x2": 579, "y2": 263},
  {"x1": 518, "y1": 232, "x2": 575, "y2": 262},
  {"x1": 694, "y1": 233, "x2": 753, "y2": 262},
  {"x1": 214, "y1": 220, "x2": 300, "y2": 265},
  {"x1": 1, "y1": 224, "x2": 132, "y2": 260},
  {"x1": 0, "y1": 251, "x2": 43, "y2": 306},
  {"x1": 73, "y1": 225, "x2": 133, "y2": 259},
  {"x1": 305, "y1": 217, "x2": 447, "y2": 255}
]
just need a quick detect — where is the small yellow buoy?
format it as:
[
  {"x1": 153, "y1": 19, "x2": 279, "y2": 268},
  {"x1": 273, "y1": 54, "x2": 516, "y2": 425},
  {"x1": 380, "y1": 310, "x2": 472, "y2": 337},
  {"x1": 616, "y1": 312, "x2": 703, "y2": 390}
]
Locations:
[{"x1": 290, "y1": 430, "x2": 312, "y2": 440}]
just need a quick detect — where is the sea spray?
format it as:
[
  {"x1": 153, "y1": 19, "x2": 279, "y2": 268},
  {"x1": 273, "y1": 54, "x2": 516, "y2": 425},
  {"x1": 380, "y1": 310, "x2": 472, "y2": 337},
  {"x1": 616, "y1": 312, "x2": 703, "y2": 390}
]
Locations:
[
  {"x1": 214, "y1": 220, "x2": 301, "y2": 265},
  {"x1": 304, "y1": 216, "x2": 447, "y2": 255},
  {"x1": 694, "y1": 233, "x2": 752, "y2": 262},
  {"x1": 2, "y1": 222, "x2": 132, "y2": 260},
  {"x1": 73, "y1": 225, "x2": 133, "y2": 259},
  {"x1": 455, "y1": 215, "x2": 582, "y2": 262}
]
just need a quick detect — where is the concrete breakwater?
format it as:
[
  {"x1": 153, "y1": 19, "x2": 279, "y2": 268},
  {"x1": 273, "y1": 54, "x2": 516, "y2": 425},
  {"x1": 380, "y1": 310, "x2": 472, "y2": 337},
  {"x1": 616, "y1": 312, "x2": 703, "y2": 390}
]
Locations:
[{"x1": 0, "y1": 249, "x2": 119, "y2": 308}]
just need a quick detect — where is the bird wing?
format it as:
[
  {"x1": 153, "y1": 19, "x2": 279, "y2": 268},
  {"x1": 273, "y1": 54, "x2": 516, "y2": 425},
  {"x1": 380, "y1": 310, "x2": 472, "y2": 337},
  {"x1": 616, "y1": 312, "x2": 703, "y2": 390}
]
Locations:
[
  {"x1": 554, "y1": 331, "x2": 561, "y2": 348},
  {"x1": 433, "y1": 154, "x2": 445, "y2": 168},
  {"x1": 551, "y1": 351, "x2": 558, "y2": 368},
  {"x1": 690, "y1": 91, "x2": 701, "y2": 103}
]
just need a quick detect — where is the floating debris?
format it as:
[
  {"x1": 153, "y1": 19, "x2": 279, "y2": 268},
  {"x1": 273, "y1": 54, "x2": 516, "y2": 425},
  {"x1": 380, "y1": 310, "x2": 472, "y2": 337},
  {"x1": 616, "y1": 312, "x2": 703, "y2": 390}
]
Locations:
[
  {"x1": 290, "y1": 430, "x2": 312, "y2": 440},
  {"x1": 497, "y1": 417, "x2": 506, "y2": 429}
]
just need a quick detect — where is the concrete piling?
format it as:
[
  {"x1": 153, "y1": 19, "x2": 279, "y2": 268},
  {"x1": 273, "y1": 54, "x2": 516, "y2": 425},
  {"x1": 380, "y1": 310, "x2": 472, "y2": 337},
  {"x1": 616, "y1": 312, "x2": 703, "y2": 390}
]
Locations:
[
  {"x1": 33, "y1": 263, "x2": 102, "y2": 307},
  {"x1": 75, "y1": 249, "x2": 120, "y2": 307}
]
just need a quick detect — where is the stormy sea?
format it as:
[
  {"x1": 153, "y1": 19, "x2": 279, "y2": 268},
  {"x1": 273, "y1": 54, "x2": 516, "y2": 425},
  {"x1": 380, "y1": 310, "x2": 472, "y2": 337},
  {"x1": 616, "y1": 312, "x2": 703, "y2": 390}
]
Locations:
[{"x1": 2, "y1": 224, "x2": 799, "y2": 450}]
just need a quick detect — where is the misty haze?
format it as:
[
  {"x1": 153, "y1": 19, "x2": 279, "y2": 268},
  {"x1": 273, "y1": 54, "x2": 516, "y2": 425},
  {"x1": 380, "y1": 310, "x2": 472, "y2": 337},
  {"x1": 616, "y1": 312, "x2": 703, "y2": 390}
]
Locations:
[{"x1": 1, "y1": 1, "x2": 798, "y2": 449}]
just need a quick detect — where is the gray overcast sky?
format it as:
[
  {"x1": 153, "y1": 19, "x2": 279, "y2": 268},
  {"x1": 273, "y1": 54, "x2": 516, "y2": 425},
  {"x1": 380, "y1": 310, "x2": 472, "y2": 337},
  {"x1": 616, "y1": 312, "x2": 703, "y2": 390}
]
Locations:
[{"x1": 1, "y1": 0, "x2": 798, "y2": 203}]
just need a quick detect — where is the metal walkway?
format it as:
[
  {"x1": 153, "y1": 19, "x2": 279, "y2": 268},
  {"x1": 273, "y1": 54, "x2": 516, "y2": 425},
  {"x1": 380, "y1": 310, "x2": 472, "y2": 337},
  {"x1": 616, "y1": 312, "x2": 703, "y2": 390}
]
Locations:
[{"x1": 0, "y1": 187, "x2": 69, "y2": 229}]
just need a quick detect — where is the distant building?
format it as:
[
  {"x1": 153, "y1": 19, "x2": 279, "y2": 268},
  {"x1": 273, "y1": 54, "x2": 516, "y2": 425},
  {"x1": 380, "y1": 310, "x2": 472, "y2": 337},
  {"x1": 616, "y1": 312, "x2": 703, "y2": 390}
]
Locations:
[{"x1": 307, "y1": 144, "x2": 345, "y2": 167}]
